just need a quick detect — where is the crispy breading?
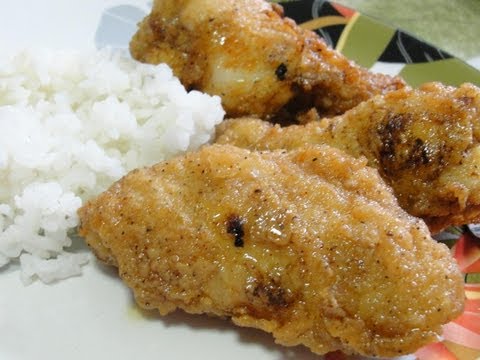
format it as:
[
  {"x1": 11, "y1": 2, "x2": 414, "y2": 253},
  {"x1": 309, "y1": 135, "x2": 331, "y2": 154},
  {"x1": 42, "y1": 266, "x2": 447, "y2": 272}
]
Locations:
[
  {"x1": 79, "y1": 144, "x2": 464, "y2": 357},
  {"x1": 216, "y1": 82, "x2": 480, "y2": 232},
  {"x1": 129, "y1": 0, "x2": 404, "y2": 120}
]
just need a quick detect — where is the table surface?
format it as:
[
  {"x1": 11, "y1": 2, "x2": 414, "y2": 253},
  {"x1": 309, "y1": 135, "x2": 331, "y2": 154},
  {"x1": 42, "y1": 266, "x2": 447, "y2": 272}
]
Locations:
[{"x1": 335, "y1": 0, "x2": 480, "y2": 64}]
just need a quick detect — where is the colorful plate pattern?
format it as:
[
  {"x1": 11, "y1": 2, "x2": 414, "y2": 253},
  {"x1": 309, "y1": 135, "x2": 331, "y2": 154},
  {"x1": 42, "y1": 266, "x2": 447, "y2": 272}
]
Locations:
[
  {"x1": 277, "y1": 1, "x2": 480, "y2": 359},
  {"x1": 279, "y1": 0, "x2": 480, "y2": 88}
]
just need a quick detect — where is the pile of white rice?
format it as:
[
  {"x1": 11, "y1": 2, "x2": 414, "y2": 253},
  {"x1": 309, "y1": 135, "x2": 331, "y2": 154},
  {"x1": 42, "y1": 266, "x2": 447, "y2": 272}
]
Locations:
[{"x1": 0, "y1": 49, "x2": 224, "y2": 284}]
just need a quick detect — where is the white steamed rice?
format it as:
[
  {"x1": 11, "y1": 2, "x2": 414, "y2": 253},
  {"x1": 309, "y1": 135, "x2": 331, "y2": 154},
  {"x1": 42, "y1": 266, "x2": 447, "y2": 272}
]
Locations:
[{"x1": 0, "y1": 49, "x2": 225, "y2": 284}]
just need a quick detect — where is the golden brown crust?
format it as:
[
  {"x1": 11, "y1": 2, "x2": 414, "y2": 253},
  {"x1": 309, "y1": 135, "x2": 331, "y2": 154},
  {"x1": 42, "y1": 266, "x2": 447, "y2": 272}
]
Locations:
[
  {"x1": 79, "y1": 144, "x2": 464, "y2": 357},
  {"x1": 129, "y1": 0, "x2": 404, "y2": 119},
  {"x1": 216, "y1": 83, "x2": 480, "y2": 232}
]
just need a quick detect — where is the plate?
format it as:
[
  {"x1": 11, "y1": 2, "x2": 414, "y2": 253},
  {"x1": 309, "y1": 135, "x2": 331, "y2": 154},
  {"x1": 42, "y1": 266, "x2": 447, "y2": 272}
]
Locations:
[{"x1": 0, "y1": 1, "x2": 479, "y2": 360}]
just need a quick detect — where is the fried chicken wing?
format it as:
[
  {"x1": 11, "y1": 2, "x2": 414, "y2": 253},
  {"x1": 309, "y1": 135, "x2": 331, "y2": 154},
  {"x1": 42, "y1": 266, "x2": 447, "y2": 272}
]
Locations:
[
  {"x1": 79, "y1": 144, "x2": 463, "y2": 357},
  {"x1": 129, "y1": 0, "x2": 404, "y2": 119},
  {"x1": 216, "y1": 82, "x2": 480, "y2": 232}
]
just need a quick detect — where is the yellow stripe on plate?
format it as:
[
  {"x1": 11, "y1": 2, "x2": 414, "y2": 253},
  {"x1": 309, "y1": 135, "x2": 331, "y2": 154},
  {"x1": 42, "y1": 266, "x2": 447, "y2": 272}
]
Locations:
[
  {"x1": 299, "y1": 16, "x2": 348, "y2": 31},
  {"x1": 336, "y1": 12, "x2": 359, "y2": 54},
  {"x1": 336, "y1": 13, "x2": 395, "y2": 68},
  {"x1": 465, "y1": 290, "x2": 480, "y2": 300},
  {"x1": 444, "y1": 340, "x2": 480, "y2": 359}
]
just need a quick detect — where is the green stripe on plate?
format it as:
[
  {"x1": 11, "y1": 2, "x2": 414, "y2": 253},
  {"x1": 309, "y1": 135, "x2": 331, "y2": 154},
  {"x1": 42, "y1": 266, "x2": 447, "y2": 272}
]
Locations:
[
  {"x1": 337, "y1": 14, "x2": 395, "y2": 69},
  {"x1": 465, "y1": 273, "x2": 480, "y2": 284},
  {"x1": 400, "y1": 58, "x2": 480, "y2": 87}
]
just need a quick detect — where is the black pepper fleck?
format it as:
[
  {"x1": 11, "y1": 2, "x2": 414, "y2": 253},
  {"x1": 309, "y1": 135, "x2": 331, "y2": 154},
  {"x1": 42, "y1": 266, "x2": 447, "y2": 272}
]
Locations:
[{"x1": 275, "y1": 63, "x2": 288, "y2": 80}]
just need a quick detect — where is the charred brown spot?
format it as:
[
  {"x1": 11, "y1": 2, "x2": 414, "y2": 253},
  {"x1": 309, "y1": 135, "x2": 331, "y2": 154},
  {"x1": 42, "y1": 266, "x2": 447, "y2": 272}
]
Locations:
[
  {"x1": 275, "y1": 63, "x2": 288, "y2": 81},
  {"x1": 227, "y1": 215, "x2": 245, "y2": 247},
  {"x1": 377, "y1": 113, "x2": 408, "y2": 175},
  {"x1": 248, "y1": 276, "x2": 295, "y2": 310},
  {"x1": 409, "y1": 138, "x2": 431, "y2": 166},
  {"x1": 377, "y1": 113, "x2": 445, "y2": 180},
  {"x1": 253, "y1": 281, "x2": 291, "y2": 308}
]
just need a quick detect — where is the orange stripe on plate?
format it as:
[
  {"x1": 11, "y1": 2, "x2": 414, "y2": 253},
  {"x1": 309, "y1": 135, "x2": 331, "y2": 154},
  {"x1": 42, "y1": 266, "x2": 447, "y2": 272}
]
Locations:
[
  {"x1": 453, "y1": 233, "x2": 480, "y2": 272},
  {"x1": 464, "y1": 261, "x2": 480, "y2": 273},
  {"x1": 331, "y1": 3, "x2": 356, "y2": 19},
  {"x1": 465, "y1": 298, "x2": 480, "y2": 312},
  {"x1": 465, "y1": 283, "x2": 480, "y2": 291},
  {"x1": 453, "y1": 312, "x2": 480, "y2": 334}
]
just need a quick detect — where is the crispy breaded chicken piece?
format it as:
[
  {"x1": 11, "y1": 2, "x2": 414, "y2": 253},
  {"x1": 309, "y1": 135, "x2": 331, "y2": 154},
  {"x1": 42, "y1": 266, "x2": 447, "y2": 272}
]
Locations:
[
  {"x1": 79, "y1": 144, "x2": 463, "y2": 357},
  {"x1": 129, "y1": 0, "x2": 404, "y2": 119},
  {"x1": 216, "y1": 83, "x2": 480, "y2": 232}
]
